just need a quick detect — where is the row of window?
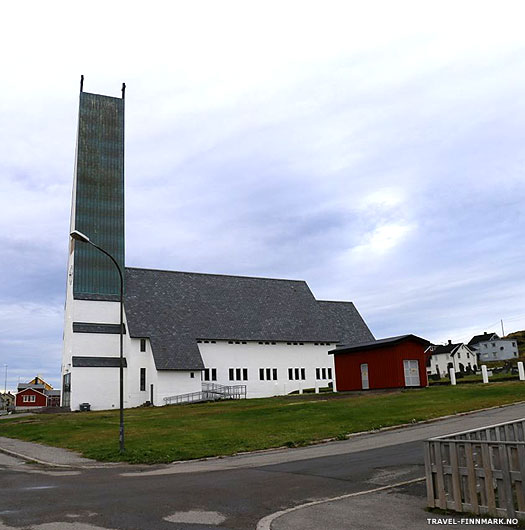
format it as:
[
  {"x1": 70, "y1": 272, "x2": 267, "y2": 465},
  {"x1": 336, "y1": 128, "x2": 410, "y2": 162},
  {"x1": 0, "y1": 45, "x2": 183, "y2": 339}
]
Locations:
[
  {"x1": 143, "y1": 339, "x2": 337, "y2": 351},
  {"x1": 138, "y1": 366, "x2": 334, "y2": 390},
  {"x1": 260, "y1": 368, "x2": 278, "y2": 381},
  {"x1": 220, "y1": 367, "x2": 335, "y2": 382},
  {"x1": 22, "y1": 395, "x2": 36, "y2": 403},
  {"x1": 316, "y1": 367, "x2": 333, "y2": 380}
]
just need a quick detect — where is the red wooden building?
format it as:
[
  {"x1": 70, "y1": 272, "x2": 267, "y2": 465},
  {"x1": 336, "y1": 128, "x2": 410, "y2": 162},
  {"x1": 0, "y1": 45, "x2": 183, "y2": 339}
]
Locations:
[
  {"x1": 15, "y1": 387, "x2": 49, "y2": 410},
  {"x1": 15, "y1": 376, "x2": 61, "y2": 411},
  {"x1": 330, "y1": 335, "x2": 430, "y2": 391}
]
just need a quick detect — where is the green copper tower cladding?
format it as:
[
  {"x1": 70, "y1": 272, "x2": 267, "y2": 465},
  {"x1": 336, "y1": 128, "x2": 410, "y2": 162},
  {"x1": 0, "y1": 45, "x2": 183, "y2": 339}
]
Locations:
[{"x1": 72, "y1": 91, "x2": 125, "y2": 300}]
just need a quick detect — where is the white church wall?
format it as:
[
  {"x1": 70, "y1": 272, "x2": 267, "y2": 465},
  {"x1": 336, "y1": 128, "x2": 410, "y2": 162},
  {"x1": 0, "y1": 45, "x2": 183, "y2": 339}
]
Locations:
[
  {"x1": 69, "y1": 367, "x2": 120, "y2": 411},
  {"x1": 125, "y1": 336, "x2": 158, "y2": 407},
  {"x1": 156, "y1": 371, "x2": 202, "y2": 404},
  {"x1": 72, "y1": 299, "x2": 121, "y2": 323},
  {"x1": 198, "y1": 340, "x2": 336, "y2": 398}
]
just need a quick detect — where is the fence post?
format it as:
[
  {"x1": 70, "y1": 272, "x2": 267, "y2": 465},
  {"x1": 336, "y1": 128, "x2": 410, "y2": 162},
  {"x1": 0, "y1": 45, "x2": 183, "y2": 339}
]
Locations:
[
  {"x1": 518, "y1": 361, "x2": 525, "y2": 381},
  {"x1": 449, "y1": 367, "x2": 456, "y2": 385},
  {"x1": 482, "y1": 365, "x2": 489, "y2": 384}
]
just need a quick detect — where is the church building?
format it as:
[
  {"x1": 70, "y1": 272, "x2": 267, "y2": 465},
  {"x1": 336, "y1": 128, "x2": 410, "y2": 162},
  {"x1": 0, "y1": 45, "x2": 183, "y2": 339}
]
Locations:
[{"x1": 61, "y1": 83, "x2": 374, "y2": 411}]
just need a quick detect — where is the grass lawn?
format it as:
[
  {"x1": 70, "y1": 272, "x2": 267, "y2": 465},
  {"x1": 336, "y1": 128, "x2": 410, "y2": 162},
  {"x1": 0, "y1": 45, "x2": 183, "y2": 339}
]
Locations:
[{"x1": 2, "y1": 382, "x2": 525, "y2": 464}]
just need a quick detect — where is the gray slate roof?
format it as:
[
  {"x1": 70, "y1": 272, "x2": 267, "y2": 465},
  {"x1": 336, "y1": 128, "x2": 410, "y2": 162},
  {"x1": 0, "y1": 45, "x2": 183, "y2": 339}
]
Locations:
[
  {"x1": 124, "y1": 267, "x2": 374, "y2": 370},
  {"x1": 468, "y1": 333, "x2": 498, "y2": 346}
]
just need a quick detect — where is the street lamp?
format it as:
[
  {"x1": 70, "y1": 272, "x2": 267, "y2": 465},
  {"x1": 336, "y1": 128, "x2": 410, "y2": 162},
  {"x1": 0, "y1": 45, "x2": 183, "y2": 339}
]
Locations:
[{"x1": 70, "y1": 229, "x2": 125, "y2": 453}]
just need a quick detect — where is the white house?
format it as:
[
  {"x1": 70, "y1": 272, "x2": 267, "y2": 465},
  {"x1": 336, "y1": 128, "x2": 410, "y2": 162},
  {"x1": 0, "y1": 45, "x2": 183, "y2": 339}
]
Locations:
[
  {"x1": 61, "y1": 84, "x2": 374, "y2": 411},
  {"x1": 468, "y1": 332, "x2": 519, "y2": 362},
  {"x1": 427, "y1": 340, "x2": 477, "y2": 378}
]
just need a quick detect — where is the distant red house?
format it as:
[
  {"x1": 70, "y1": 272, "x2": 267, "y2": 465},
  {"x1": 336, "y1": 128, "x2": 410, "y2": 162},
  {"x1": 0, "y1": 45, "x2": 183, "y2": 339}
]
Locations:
[
  {"x1": 15, "y1": 376, "x2": 61, "y2": 411},
  {"x1": 15, "y1": 387, "x2": 48, "y2": 409},
  {"x1": 330, "y1": 335, "x2": 430, "y2": 391}
]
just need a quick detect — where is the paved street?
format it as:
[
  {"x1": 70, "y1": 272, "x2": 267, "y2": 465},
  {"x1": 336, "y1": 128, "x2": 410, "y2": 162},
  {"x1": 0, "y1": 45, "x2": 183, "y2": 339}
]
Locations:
[{"x1": 1, "y1": 403, "x2": 523, "y2": 530}]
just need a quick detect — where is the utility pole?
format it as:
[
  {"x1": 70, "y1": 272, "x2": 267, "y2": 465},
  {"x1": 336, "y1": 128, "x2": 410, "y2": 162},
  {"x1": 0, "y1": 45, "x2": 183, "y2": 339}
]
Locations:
[
  {"x1": 3, "y1": 364, "x2": 6, "y2": 393},
  {"x1": 501, "y1": 319, "x2": 505, "y2": 337}
]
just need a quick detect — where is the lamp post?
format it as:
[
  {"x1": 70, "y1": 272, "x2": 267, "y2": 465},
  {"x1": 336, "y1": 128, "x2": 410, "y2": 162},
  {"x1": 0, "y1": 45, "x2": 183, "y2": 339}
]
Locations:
[
  {"x1": 70, "y1": 230, "x2": 125, "y2": 453},
  {"x1": 3, "y1": 364, "x2": 6, "y2": 394}
]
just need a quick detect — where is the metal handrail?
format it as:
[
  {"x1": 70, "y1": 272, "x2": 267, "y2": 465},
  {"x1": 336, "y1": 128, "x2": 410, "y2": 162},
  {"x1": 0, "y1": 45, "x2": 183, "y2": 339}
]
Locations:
[{"x1": 164, "y1": 384, "x2": 247, "y2": 405}]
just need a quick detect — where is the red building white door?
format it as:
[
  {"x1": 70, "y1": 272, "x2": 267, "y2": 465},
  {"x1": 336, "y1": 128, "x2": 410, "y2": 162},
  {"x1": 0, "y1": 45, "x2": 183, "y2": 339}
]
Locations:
[
  {"x1": 360, "y1": 363, "x2": 369, "y2": 389},
  {"x1": 403, "y1": 360, "x2": 420, "y2": 386}
]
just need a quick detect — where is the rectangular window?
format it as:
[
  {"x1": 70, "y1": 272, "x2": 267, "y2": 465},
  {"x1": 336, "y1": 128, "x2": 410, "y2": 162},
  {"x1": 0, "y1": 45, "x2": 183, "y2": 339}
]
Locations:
[
  {"x1": 229, "y1": 368, "x2": 234, "y2": 381},
  {"x1": 328, "y1": 368, "x2": 332, "y2": 379},
  {"x1": 23, "y1": 395, "x2": 29, "y2": 403},
  {"x1": 203, "y1": 369, "x2": 210, "y2": 381},
  {"x1": 316, "y1": 368, "x2": 320, "y2": 379},
  {"x1": 211, "y1": 368, "x2": 217, "y2": 381},
  {"x1": 301, "y1": 368, "x2": 306, "y2": 380},
  {"x1": 266, "y1": 368, "x2": 271, "y2": 380},
  {"x1": 288, "y1": 368, "x2": 293, "y2": 380},
  {"x1": 294, "y1": 368, "x2": 299, "y2": 380},
  {"x1": 140, "y1": 338, "x2": 146, "y2": 352},
  {"x1": 273, "y1": 368, "x2": 277, "y2": 380},
  {"x1": 243, "y1": 368, "x2": 248, "y2": 381},
  {"x1": 259, "y1": 368, "x2": 264, "y2": 380},
  {"x1": 140, "y1": 368, "x2": 146, "y2": 391},
  {"x1": 322, "y1": 368, "x2": 326, "y2": 379},
  {"x1": 236, "y1": 368, "x2": 241, "y2": 380}
]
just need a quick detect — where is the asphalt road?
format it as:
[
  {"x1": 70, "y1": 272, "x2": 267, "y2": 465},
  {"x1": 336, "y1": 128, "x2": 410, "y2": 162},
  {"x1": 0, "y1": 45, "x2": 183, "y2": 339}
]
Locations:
[{"x1": 1, "y1": 403, "x2": 523, "y2": 530}]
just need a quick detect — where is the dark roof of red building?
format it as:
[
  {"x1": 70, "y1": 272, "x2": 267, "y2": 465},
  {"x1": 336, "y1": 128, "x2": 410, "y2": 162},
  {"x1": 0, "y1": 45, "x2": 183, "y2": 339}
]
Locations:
[{"x1": 329, "y1": 334, "x2": 429, "y2": 355}]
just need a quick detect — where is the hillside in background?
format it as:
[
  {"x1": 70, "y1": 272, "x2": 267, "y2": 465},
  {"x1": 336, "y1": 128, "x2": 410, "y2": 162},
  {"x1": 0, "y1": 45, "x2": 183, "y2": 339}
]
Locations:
[{"x1": 505, "y1": 330, "x2": 525, "y2": 356}]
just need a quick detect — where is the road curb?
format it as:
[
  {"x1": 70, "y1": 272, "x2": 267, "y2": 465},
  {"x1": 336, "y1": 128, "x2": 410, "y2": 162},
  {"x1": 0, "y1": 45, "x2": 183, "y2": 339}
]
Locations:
[
  {"x1": 0, "y1": 445, "x2": 74, "y2": 468},
  {"x1": 255, "y1": 477, "x2": 426, "y2": 530}
]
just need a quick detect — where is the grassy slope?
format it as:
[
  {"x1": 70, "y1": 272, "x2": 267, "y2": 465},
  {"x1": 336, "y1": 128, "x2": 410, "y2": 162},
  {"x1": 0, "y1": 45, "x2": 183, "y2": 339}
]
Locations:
[
  {"x1": 2, "y1": 382, "x2": 525, "y2": 464},
  {"x1": 506, "y1": 330, "x2": 525, "y2": 357}
]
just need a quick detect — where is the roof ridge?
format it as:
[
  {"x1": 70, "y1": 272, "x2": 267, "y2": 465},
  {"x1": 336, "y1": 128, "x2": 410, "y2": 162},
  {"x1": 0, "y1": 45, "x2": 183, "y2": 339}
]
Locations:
[
  {"x1": 317, "y1": 300, "x2": 354, "y2": 305},
  {"x1": 125, "y1": 266, "x2": 307, "y2": 283}
]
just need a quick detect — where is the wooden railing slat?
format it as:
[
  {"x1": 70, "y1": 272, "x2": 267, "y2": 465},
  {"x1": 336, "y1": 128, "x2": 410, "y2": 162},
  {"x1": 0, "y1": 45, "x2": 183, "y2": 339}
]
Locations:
[{"x1": 424, "y1": 442, "x2": 435, "y2": 508}]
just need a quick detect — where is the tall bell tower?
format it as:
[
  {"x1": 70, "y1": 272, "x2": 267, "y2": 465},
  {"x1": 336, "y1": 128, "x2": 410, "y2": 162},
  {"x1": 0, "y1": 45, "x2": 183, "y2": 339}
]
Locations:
[{"x1": 62, "y1": 78, "x2": 126, "y2": 410}]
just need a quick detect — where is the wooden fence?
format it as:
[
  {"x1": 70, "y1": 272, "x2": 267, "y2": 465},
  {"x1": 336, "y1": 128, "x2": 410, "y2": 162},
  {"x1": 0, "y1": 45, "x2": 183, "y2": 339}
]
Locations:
[{"x1": 425, "y1": 418, "x2": 525, "y2": 519}]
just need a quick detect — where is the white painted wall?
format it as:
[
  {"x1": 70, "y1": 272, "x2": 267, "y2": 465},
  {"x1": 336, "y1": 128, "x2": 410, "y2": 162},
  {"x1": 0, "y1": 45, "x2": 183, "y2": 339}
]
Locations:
[
  {"x1": 427, "y1": 344, "x2": 478, "y2": 377},
  {"x1": 198, "y1": 340, "x2": 336, "y2": 398},
  {"x1": 156, "y1": 371, "x2": 201, "y2": 404},
  {"x1": 62, "y1": 277, "x2": 202, "y2": 410},
  {"x1": 476, "y1": 339, "x2": 519, "y2": 362}
]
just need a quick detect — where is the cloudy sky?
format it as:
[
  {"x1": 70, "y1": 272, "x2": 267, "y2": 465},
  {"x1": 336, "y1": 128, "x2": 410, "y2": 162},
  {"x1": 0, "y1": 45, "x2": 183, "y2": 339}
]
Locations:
[{"x1": 2, "y1": 1, "x2": 525, "y2": 390}]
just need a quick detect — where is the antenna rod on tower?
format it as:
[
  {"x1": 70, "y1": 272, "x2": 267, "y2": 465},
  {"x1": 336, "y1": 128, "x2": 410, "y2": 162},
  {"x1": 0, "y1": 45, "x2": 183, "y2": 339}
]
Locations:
[
  {"x1": 121, "y1": 82, "x2": 126, "y2": 99},
  {"x1": 80, "y1": 75, "x2": 84, "y2": 92}
]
